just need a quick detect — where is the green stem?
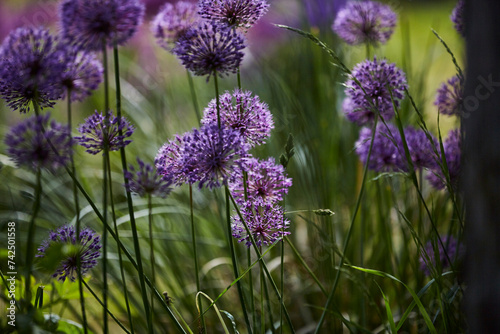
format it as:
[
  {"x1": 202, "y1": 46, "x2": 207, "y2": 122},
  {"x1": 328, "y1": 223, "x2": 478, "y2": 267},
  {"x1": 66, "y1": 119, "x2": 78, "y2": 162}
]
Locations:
[
  {"x1": 186, "y1": 70, "x2": 201, "y2": 124},
  {"x1": 237, "y1": 69, "x2": 242, "y2": 90},
  {"x1": 214, "y1": 73, "x2": 221, "y2": 128},
  {"x1": 68, "y1": 91, "x2": 88, "y2": 334},
  {"x1": 260, "y1": 256, "x2": 265, "y2": 333},
  {"x1": 113, "y1": 44, "x2": 152, "y2": 333},
  {"x1": 148, "y1": 194, "x2": 155, "y2": 331},
  {"x1": 24, "y1": 167, "x2": 41, "y2": 304},
  {"x1": 314, "y1": 115, "x2": 380, "y2": 333}
]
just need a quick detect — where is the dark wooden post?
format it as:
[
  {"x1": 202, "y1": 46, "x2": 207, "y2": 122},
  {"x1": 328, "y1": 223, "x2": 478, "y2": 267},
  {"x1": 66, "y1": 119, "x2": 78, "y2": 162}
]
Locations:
[{"x1": 464, "y1": 0, "x2": 500, "y2": 331}]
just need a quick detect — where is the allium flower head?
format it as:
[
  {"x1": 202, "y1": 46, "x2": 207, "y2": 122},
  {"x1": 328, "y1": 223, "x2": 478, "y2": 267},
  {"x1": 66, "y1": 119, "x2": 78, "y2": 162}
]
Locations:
[
  {"x1": 404, "y1": 126, "x2": 438, "y2": 170},
  {"x1": 199, "y1": 0, "x2": 269, "y2": 30},
  {"x1": 229, "y1": 157, "x2": 292, "y2": 204},
  {"x1": 76, "y1": 110, "x2": 134, "y2": 155},
  {"x1": 201, "y1": 89, "x2": 274, "y2": 147},
  {"x1": 427, "y1": 129, "x2": 461, "y2": 191},
  {"x1": 172, "y1": 21, "x2": 245, "y2": 79},
  {"x1": 419, "y1": 235, "x2": 464, "y2": 276},
  {"x1": 434, "y1": 75, "x2": 463, "y2": 116},
  {"x1": 355, "y1": 122, "x2": 404, "y2": 172},
  {"x1": 151, "y1": 1, "x2": 200, "y2": 50},
  {"x1": 182, "y1": 125, "x2": 249, "y2": 189},
  {"x1": 332, "y1": 0, "x2": 397, "y2": 46},
  {"x1": 125, "y1": 158, "x2": 173, "y2": 198},
  {"x1": 5, "y1": 113, "x2": 72, "y2": 171},
  {"x1": 56, "y1": 46, "x2": 103, "y2": 102},
  {"x1": 155, "y1": 134, "x2": 189, "y2": 186},
  {"x1": 344, "y1": 57, "x2": 407, "y2": 125},
  {"x1": 0, "y1": 27, "x2": 63, "y2": 113},
  {"x1": 60, "y1": 0, "x2": 145, "y2": 51},
  {"x1": 232, "y1": 199, "x2": 290, "y2": 247},
  {"x1": 451, "y1": 1, "x2": 465, "y2": 37},
  {"x1": 37, "y1": 225, "x2": 102, "y2": 282}
]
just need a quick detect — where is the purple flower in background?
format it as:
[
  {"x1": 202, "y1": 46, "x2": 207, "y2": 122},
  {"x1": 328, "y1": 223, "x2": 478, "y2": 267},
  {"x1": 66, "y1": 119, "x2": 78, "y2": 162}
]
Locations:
[
  {"x1": 427, "y1": 129, "x2": 461, "y2": 191},
  {"x1": 232, "y1": 199, "x2": 290, "y2": 247},
  {"x1": 76, "y1": 110, "x2": 134, "y2": 155},
  {"x1": 0, "y1": 27, "x2": 63, "y2": 113},
  {"x1": 355, "y1": 122, "x2": 404, "y2": 172},
  {"x1": 332, "y1": 0, "x2": 397, "y2": 46},
  {"x1": 344, "y1": 57, "x2": 407, "y2": 125},
  {"x1": 304, "y1": 0, "x2": 346, "y2": 29},
  {"x1": 59, "y1": 0, "x2": 145, "y2": 51},
  {"x1": 419, "y1": 235, "x2": 464, "y2": 276},
  {"x1": 5, "y1": 113, "x2": 72, "y2": 171},
  {"x1": 37, "y1": 225, "x2": 101, "y2": 282},
  {"x1": 434, "y1": 75, "x2": 463, "y2": 116},
  {"x1": 451, "y1": 0, "x2": 465, "y2": 38},
  {"x1": 201, "y1": 89, "x2": 274, "y2": 147},
  {"x1": 182, "y1": 125, "x2": 249, "y2": 189},
  {"x1": 151, "y1": 1, "x2": 200, "y2": 51},
  {"x1": 199, "y1": 0, "x2": 269, "y2": 30},
  {"x1": 57, "y1": 46, "x2": 104, "y2": 102},
  {"x1": 155, "y1": 134, "x2": 190, "y2": 186},
  {"x1": 229, "y1": 157, "x2": 292, "y2": 204},
  {"x1": 404, "y1": 126, "x2": 438, "y2": 170},
  {"x1": 125, "y1": 158, "x2": 173, "y2": 198},
  {"x1": 172, "y1": 21, "x2": 245, "y2": 79}
]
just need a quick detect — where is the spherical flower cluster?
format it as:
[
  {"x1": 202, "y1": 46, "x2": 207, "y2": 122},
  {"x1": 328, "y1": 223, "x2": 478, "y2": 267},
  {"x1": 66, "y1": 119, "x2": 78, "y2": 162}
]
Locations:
[
  {"x1": 232, "y1": 199, "x2": 290, "y2": 247},
  {"x1": 355, "y1": 122, "x2": 404, "y2": 172},
  {"x1": 201, "y1": 89, "x2": 274, "y2": 147},
  {"x1": 57, "y1": 46, "x2": 104, "y2": 102},
  {"x1": 199, "y1": 0, "x2": 269, "y2": 30},
  {"x1": 37, "y1": 224, "x2": 102, "y2": 282},
  {"x1": 151, "y1": 1, "x2": 200, "y2": 50},
  {"x1": 229, "y1": 157, "x2": 292, "y2": 204},
  {"x1": 181, "y1": 125, "x2": 249, "y2": 189},
  {"x1": 5, "y1": 113, "x2": 72, "y2": 171},
  {"x1": 344, "y1": 57, "x2": 408, "y2": 125},
  {"x1": 172, "y1": 21, "x2": 245, "y2": 79},
  {"x1": 75, "y1": 110, "x2": 134, "y2": 155},
  {"x1": 427, "y1": 129, "x2": 461, "y2": 191},
  {"x1": 451, "y1": 0, "x2": 465, "y2": 38},
  {"x1": 125, "y1": 158, "x2": 173, "y2": 198},
  {"x1": 0, "y1": 27, "x2": 63, "y2": 113},
  {"x1": 404, "y1": 126, "x2": 438, "y2": 170},
  {"x1": 434, "y1": 75, "x2": 463, "y2": 116},
  {"x1": 332, "y1": 0, "x2": 397, "y2": 46},
  {"x1": 419, "y1": 235, "x2": 464, "y2": 276},
  {"x1": 155, "y1": 134, "x2": 190, "y2": 186},
  {"x1": 59, "y1": 0, "x2": 145, "y2": 51}
]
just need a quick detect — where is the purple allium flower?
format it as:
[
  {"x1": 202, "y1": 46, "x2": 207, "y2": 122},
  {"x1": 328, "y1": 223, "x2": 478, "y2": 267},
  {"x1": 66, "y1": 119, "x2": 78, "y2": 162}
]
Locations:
[
  {"x1": 75, "y1": 110, "x2": 134, "y2": 155},
  {"x1": 344, "y1": 57, "x2": 408, "y2": 125},
  {"x1": 5, "y1": 113, "x2": 72, "y2": 171},
  {"x1": 125, "y1": 158, "x2": 173, "y2": 198},
  {"x1": 427, "y1": 129, "x2": 461, "y2": 191},
  {"x1": 59, "y1": 0, "x2": 145, "y2": 51},
  {"x1": 229, "y1": 157, "x2": 292, "y2": 204},
  {"x1": 199, "y1": 0, "x2": 269, "y2": 30},
  {"x1": 172, "y1": 21, "x2": 245, "y2": 79},
  {"x1": 451, "y1": 0, "x2": 465, "y2": 38},
  {"x1": 434, "y1": 75, "x2": 463, "y2": 116},
  {"x1": 37, "y1": 225, "x2": 102, "y2": 282},
  {"x1": 404, "y1": 126, "x2": 438, "y2": 170},
  {"x1": 419, "y1": 235, "x2": 464, "y2": 276},
  {"x1": 355, "y1": 122, "x2": 405, "y2": 172},
  {"x1": 155, "y1": 134, "x2": 190, "y2": 186},
  {"x1": 0, "y1": 27, "x2": 63, "y2": 113},
  {"x1": 151, "y1": 1, "x2": 200, "y2": 51},
  {"x1": 56, "y1": 46, "x2": 104, "y2": 102},
  {"x1": 201, "y1": 89, "x2": 274, "y2": 147},
  {"x1": 182, "y1": 125, "x2": 249, "y2": 189},
  {"x1": 332, "y1": 0, "x2": 397, "y2": 46},
  {"x1": 232, "y1": 199, "x2": 290, "y2": 247}
]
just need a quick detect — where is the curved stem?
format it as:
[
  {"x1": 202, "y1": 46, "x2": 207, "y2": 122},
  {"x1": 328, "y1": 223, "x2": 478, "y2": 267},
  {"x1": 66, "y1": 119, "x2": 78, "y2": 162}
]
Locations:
[
  {"x1": 214, "y1": 73, "x2": 221, "y2": 128},
  {"x1": 148, "y1": 194, "x2": 155, "y2": 330},
  {"x1": 186, "y1": 70, "x2": 201, "y2": 124}
]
